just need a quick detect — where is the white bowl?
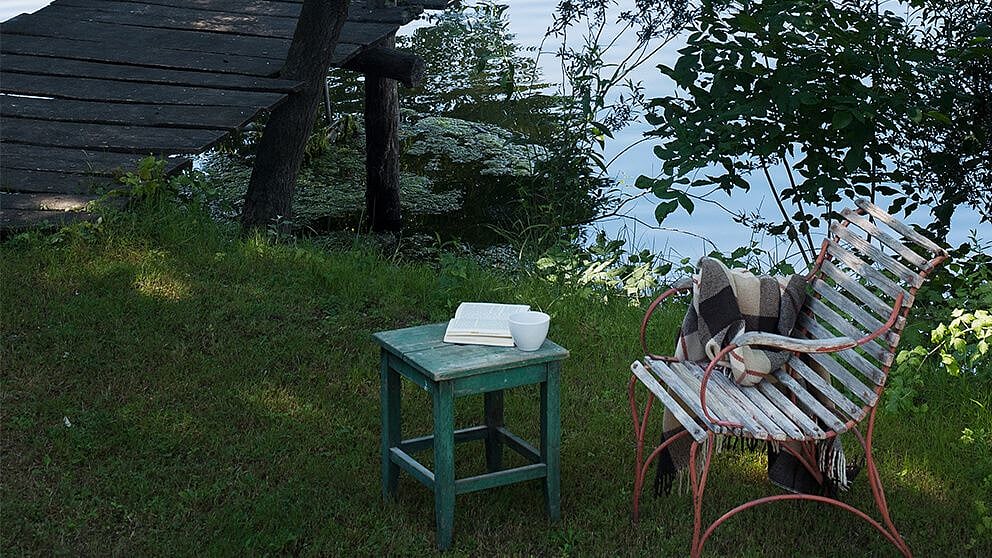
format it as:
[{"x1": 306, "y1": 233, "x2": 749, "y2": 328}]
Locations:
[{"x1": 508, "y1": 311, "x2": 550, "y2": 351}]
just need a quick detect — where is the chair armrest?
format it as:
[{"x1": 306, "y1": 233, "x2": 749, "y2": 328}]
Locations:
[
  {"x1": 733, "y1": 331, "x2": 857, "y2": 353},
  {"x1": 735, "y1": 291, "x2": 906, "y2": 354},
  {"x1": 640, "y1": 278, "x2": 693, "y2": 360},
  {"x1": 697, "y1": 292, "x2": 905, "y2": 430}
]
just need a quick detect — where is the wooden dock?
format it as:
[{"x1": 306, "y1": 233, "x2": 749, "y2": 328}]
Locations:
[{"x1": 0, "y1": 0, "x2": 433, "y2": 230}]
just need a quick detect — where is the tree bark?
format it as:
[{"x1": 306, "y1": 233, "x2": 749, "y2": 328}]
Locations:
[
  {"x1": 364, "y1": 35, "x2": 403, "y2": 232},
  {"x1": 240, "y1": 0, "x2": 350, "y2": 232}
]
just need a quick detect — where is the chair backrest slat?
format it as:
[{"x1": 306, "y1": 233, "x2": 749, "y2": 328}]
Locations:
[
  {"x1": 772, "y1": 369, "x2": 849, "y2": 433},
  {"x1": 840, "y1": 208, "x2": 930, "y2": 268},
  {"x1": 805, "y1": 351, "x2": 878, "y2": 404},
  {"x1": 824, "y1": 241, "x2": 912, "y2": 303},
  {"x1": 802, "y1": 299, "x2": 893, "y2": 365},
  {"x1": 811, "y1": 278, "x2": 892, "y2": 335},
  {"x1": 855, "y1": 198, "x2": 945, "y2": 255},
  {"x1": 798, "y1": 314, "x2": 891, "y2": 373},
  {"x1": 788, "y1": 359, "x2": 866, "y2": 421},
  {"x1": 830, "y1": 223, "x2": 924, "y2": 288},
  {"x1": 792, "y1": 199, "x2": 948, "y2": 425},
  {"x1": 819, "y1": 260, "x2": 892, "y2": 319}
]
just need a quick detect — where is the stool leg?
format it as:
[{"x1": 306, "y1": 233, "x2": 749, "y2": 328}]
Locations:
[
  {"x1": 541, "y1": 362, "x2": 561, "y2": 521},
  {"x1": 484, "y1": 390, "x2": 504, "y2": 472},
  {"x1": 380, "y1": 353, "x2": 401, "y2": 500},
  {"x1": 433, "y1": 380, "x2": 456, "y2": 550}
]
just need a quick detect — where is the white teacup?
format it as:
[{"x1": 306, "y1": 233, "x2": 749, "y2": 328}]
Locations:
[{"x1": 508, "y1": 311, "x2": 550, "y2": 351}]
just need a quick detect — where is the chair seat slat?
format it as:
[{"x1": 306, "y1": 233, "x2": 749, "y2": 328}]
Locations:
[
  {"x1": 755, "y1": 381, "x2": 827, "y2": 439},
  {"x1": 826, "y1": 241, "x2": 914, "y2": 305},
  {"x1": 771, "y1": 369, "x2": 848, "y2": 433},
  {"x1": 670, "y1": 361, "x2": 769, "y2": 439},
  {"x1": 634, "y1": 360, "x2": 708, "y2": 442},
  {"x1": 840, "y1": 208, "x2": 930, "y2": 268},
  {"x1": 818, "y1": 260, "x2": 893, "y2": 319},
  {"x1": 855, "y1": 198, "x2": 944, "y2": 255},
  {"x1": 706, "y1": 368, "x2": 790, "y2": 440},
  {"x1": 647, "y1": 359, "x2": 717, "y2": 424},
  {"x1": 831, "y1": 224, "x2": 924, "y2": 288},
  {"x1": 799, "y1": 314, "x2": 892, "y2": 373},
  {"x1": 788, "y1": 358, "x2": 866, "y2": 421},
  {"x1": 733, "y1": 381, "x2": 808, "y2": 439}
]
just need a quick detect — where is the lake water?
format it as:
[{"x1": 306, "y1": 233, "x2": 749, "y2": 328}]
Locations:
[{"x1": 3, "y1": 1, "x2": 986, "y2": 260}]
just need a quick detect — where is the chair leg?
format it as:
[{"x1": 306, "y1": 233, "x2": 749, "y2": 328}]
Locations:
[
  {"x1": 629, "y1": 375, "x2": 655, "y2": 524},
  {"x1": 629, "y1": 375, "x2": 697, "y2": 525},
  {"x1": 689, "y1": 433, "x2": 715, "y2": 558},
  {"x1": 859, "y1": 410, "x2": 912, "y2": 557}
]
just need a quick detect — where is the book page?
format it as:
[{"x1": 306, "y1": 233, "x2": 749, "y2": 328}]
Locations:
[
  {"x1": 453, "y1": 302, "x2": 530, "y2": 320},
  {"x1": 445, "y1": 318, "x2": 512, "y2": 337}
]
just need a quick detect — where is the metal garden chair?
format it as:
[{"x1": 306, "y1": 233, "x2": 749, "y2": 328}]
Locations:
[{"x1": 628, "y1": 199, "x2": 948, "y2": 557}]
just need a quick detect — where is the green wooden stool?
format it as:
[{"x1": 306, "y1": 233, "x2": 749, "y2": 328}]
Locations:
[{"x1": 373, "y1": 323, "x2": 569, "y2": 551}]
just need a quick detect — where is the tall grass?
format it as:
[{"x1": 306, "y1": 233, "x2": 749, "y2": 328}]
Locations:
[{"x1": 1, "y1": 206, "x2": 987, "y2": 556}]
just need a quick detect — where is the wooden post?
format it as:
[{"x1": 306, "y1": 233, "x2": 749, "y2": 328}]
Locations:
[{"x1": 364, "y1": 34, "x2": 403, "y2": 232}]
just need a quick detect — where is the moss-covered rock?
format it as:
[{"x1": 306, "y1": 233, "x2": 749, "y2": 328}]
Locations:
[{"x1": 403, "y1": 116, "x2": 547, "y2": 177}]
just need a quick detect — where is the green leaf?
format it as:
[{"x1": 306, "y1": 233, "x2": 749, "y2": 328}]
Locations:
[
  {"x1": 843, "y1": 144, "x2": 865, "y2": 171},
  {"x1": 654, "y1": 200, "x2": 679, "y2": 223},
  {"x1": 634, "y1": 175, "x2": 658, "y2": 190},
  {"x1": 590, "y1": 121, "x2": 614, "y2": 139},
  {"x1": 832, "y1": 111, "x2": 854, "y2": 129}
]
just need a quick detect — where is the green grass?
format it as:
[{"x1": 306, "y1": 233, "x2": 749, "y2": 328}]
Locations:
[{"x1": 2, "y1": 206, "x2": 989, "y2": 556}]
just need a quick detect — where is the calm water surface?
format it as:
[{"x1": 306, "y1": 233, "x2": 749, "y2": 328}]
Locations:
[{"x1": 3, "y1": 1, "x2": 985, "y2": 259}]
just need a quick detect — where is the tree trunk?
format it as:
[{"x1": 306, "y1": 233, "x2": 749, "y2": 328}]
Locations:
[
  {"x1": 240, "y1": 0, "x2": 350, "y2": 232},
  {"x1": 364, "y1": 35, "x2": 403, "y2": 232}
]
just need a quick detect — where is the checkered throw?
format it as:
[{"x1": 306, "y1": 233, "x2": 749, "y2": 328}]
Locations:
[
  {"x1": 674, "y1": 257, "x2": 807, "y2": 386},
  {"x1": 653, "y1": 257, "x2": 810, "y2": 495}
]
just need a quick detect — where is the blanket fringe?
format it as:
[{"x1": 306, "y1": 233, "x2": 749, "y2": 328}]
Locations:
[
  {"x1": 654, "y1": 433, "x2": 772, "y2": 496},
  {"x1": 654, "y1": 432, "x2": 862, "y2": 497}
]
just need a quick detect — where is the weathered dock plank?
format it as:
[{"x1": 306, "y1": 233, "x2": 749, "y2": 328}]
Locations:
[
  {"x1": 3, "y1": 118, "x2": 228, "y2": 154},
  {"x1": 39, "y1": 1, "x2": 402, "y2": 47},
  {"x1": 42, "y1": 1, "x2": 300, "y2": 39},
  {"x1": 1, "y1": 96, "x2": 262, "y2": 131},
  {"x1": 0, "y1": 33, "x2": 283, "y2": 76},
  {"x1": 1, "y1": 144, "x2": 191, "y2": 175},
  {"x1": 0, "y1": 169, "x2": 116, "y2": 195},
  {"x1": 0, "y1": 55, "x2": 303, "y2": 93},
  {"x1": 55, "y1": 0, "x2": 422, "y2": 25},
  {"x1": 2, "y1": 16, "x2": 292, "y2": 60},
  {"x1": 1, "y1": 73, "x2": 287, "y2": 108}
]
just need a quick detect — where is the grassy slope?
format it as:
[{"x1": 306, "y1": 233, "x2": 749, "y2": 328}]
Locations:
[{"x1": 1, "y1": 207, "x2": 988, "y2": 556}]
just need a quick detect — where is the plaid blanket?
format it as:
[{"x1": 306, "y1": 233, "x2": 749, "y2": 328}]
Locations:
[
  {"x1": 655, "y1": 257, "x2": 813, "y2": 494},
  {"x1": 674, "y1": 257, "x2": 807, "y2": 386}
]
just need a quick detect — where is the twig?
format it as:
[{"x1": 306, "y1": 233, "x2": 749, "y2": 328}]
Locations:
[{"x1": 760, "y1": 158, "x2": 813, "y2": 267}]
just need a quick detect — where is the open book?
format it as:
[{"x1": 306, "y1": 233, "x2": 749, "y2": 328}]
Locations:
[{"x1": 443, "y1": 302, "x2": 530, "y2": 347}]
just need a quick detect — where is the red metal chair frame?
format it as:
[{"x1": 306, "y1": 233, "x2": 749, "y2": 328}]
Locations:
[{"x1": 628, "y1": 202, "x2": 948, "y2": 557}]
